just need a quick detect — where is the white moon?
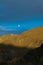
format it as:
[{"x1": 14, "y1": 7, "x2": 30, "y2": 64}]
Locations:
[{"x1": 18, "y1": 25, "x2": 20, "y2": 27}]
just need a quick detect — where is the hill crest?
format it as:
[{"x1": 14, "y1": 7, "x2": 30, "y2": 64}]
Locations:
[{"x1": 0, "y1": 26, "x2": 43, "y2": 48}]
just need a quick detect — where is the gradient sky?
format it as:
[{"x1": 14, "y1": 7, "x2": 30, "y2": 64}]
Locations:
[{"x1": 0, "y1": 0, "x2": 43, "y2": 32}]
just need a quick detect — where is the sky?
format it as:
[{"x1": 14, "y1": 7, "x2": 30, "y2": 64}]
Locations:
[{"x1": 0, "y1": 0, "x2": 43, "y2": 33}]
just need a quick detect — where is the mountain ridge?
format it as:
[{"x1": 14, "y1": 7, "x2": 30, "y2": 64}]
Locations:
[{"x1": 0, "y1": 26, "x2": 43, "y2": 48}]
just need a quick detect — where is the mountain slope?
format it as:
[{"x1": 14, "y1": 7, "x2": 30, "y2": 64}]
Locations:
[
  {"x1": 20, "y1": 26, "x2": 43, "y2": 48},
  {"x1": 0, "y1": 26, "x2": 43, "y2": 48}
]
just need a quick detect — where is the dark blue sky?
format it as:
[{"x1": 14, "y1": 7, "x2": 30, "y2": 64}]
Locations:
[{"x1": 0, "y1": 0, "x2": 43, "y2": 32}]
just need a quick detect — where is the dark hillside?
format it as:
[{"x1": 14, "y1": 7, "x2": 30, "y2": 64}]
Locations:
[
  {"x1": 0, "y1": 44, "x2": 29, "y2": 65},
  {"x1": 17, "y1": 44, "x2": 43, "y2": 65},
  {"x1": 0, "y1": 44, "x2": 43, "y2": 65}
]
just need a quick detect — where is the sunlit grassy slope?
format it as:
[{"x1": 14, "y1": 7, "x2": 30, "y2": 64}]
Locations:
[{"x1": 0, "y1": 26, "x2": 43, "y2": 48}]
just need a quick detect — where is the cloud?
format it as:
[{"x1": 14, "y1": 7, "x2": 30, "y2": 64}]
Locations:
[
  {"x1": 0, "y1": 26, "x2": 17, "y2": 31},
  {"x1": 0, "y1": 26, "x2": 6, "y2": 30},
  {"x1": 0, "y1": 25, "x2": 23, "y2": 35}
]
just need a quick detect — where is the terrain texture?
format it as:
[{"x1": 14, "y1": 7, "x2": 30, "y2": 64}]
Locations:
[
  {"x1": 0, "y1": 26, "x2": 43, "y2": 65},
  {"x1": 0, "y1": 44, "x2": 43, "y2": 65},
  {"x1": 0, "y1": 26, "x2": 43, "y2": 48}
]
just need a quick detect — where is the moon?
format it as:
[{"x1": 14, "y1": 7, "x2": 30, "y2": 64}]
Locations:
[{"x1": 18, "y1": 25, "x2": 20, "y2": 27}]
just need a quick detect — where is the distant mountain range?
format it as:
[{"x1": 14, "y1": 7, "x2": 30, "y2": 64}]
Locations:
[{"x1": 0, "y1": 26, "x2": 43, "y2": 48}]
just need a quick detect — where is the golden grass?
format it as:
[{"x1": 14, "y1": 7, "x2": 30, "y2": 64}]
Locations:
[{"x1": 0, "y1": 26, "x2": 43, "y2": 48}]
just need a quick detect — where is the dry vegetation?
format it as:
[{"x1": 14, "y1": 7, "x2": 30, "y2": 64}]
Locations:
[{"x1": 0, "y1": 26, "x2": 43, "y2": 48}]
